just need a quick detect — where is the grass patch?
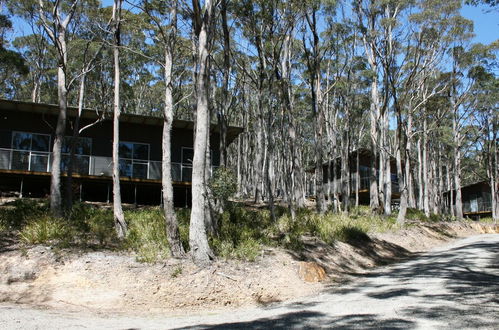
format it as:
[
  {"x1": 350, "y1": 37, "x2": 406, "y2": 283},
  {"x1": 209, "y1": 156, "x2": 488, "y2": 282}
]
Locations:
[
  {"x1": 3, "y1": 198, "x2": 421, "y2": 262},
  {"x1": 210, "y1": 203, "x2": 273, "y2": 261},
  {"x1": 124, "y1": 209, "x2": 171, "y2": 263},
  {"x1": 0, "y1": 199, "x2": 49, "y2": 231},
  {"x1": 20, "y1": 215, "x2": 73, "y2": 245}
]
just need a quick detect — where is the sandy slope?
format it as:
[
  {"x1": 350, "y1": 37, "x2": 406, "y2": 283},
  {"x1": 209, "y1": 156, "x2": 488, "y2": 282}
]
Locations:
[{"x1": 0, "y1": 222, "x2": 495, "y2": 316}]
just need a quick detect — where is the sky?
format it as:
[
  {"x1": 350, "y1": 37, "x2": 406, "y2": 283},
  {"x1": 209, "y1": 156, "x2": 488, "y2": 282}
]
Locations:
[
  {"x1": 460, "y1": 4, "x2": 499, "y2": 45},
  {"x1": 5, "y1": 2, "x2": 498, "y2": 44}
]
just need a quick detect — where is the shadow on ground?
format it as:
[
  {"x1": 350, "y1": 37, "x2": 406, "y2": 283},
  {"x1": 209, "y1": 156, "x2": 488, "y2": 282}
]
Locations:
[
  {"x1": 179, "y1": 235, "x2": 499, "y2": 329},
  {"x1": 177, "y1": 311, "x2": 414, "y2": 329}
]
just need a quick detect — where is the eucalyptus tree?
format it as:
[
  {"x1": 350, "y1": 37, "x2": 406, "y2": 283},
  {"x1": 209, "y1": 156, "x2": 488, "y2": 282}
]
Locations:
[
  {"x1": 353, "y1": 0, "x2": 393, "y2": 214},
  {"x1": 140, "y1": 0, "x2": 186, "y2": 258},
  {"x1": 35, "y1": 0, "x2": 81, "y2": 217},
  {"x1": 465, "y1": 46, "x2": 498, "y2": 220},
  {"x1": 388, "y1": 0, "x2": 463, "y2": 222},
  {"x1": 189, "y1": 0, "x2": 217, "y2": 264},
  {"x1": 0, "y1": 14, "x2": 31, "y2": 99},
  {"x1": 111, "y1": 0, "x2": 127, "y2": 238},
  {"x1": 301, "y1": 0, "x2": 329, "y2": 214},
  {"x1": 11, "y1": 32, "x2": 53, "y2": 102}
]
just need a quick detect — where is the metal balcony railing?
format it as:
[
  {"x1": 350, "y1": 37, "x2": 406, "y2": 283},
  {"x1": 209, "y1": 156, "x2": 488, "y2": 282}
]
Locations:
[
  {"x1": 0, "y1": 147, "x2": 193, "y2": 182},
  {"x1": 325, "y1": 175, "x2": 400, "y2": 194},
  {"x1": 463, "y1": 201, "x2": 492, "y2": 213}
]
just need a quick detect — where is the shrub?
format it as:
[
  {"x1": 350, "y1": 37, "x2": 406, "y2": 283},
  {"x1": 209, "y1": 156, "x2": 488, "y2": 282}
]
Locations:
[
  {"x1": 175, "y1": 208, "x2": 191, "y2": 251},
  {"x1": 86, "y1": 210, "x2": 115, "y2": 245},
  {"x1": 0, "y1": 199, "x2": 48, "y2": 230},
  {"x1": 209, "y1": 167, "x2": 238, "y2": 202},
  {"x1": 405, "y1": 208, "x2": 428, "y2": 221},
  {"x1": 273, "y1": 211, "x2": 396, "y2": 247},
  {"x1": 209, "y1": 203, "x2": 272, "y2": 261},
  {"x1": 20, "y1": 215, "x2": 73, "y2": 245},
  {"x1": 124, "y1": 209, "x2": 170, "y2": 263}
]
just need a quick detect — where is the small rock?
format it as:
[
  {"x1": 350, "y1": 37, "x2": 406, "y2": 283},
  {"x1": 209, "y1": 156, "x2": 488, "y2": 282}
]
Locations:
[{"x1": 298, "y1": 261, "x2": 326, "y2": 283}]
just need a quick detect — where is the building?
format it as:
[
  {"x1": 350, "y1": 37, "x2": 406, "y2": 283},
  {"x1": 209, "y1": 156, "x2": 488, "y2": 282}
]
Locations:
[
  {"x1": 310, "y1": 148, "x2": 400, "y2": 205},
  {"x1": 446, "y1": 181, "x2": 493, "y2": 219},
  {"x1": 0, "y1": 99, "x2": 242, "y2": 207}
]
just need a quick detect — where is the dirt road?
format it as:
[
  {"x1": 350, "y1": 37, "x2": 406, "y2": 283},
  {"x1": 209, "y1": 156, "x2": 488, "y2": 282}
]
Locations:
[{"x1": 1, "y1": 234, "x2": 498, "y2": 329}]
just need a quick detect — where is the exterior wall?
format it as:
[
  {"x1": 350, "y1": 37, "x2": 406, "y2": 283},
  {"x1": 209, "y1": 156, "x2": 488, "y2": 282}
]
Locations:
[
  {"x1": 461, "y1": 182, "x2": 492, "y2": 215},
  {"x1": 0, "y1": 105, "x2": 222, "y2": 207}
]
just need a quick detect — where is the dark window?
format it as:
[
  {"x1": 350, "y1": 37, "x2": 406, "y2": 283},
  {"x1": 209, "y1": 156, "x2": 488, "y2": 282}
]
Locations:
[
  {"x1": 10, "y1": 132, "x2": 50, "y2": 172},
  {"x1": 119, "y1": 159, "x2": 133, "y2": 177},
  {"x1": 118, "y1": 142, "x2": 150, "y2": 179},
  {"x1": 31, "y1": 134, "x2": 50, "y2": 152},
  {"x1": 62, "y1": 136, "x2": 91, "y2": 155},
  {"x1": 182, "y1": 147, "x2": 193, "y2": 165},
  {"x1": 133, "y1": 144, "x2": 149, "y2": 160},
  {"x1": 12, "y1": 132, "x2": 34, "y2": 151},
  {"x1": 119, "y1": 142, "x2": 133, "y2": 159}
]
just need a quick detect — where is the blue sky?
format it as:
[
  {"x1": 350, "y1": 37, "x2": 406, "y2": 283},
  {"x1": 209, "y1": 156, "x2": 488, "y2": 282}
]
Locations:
[
  {"x1": 5, "y1": 2, "x2": 498, "y2": 49},
  {"x1": 461, "y1": 4, "x2": 498, "y2": 45}
]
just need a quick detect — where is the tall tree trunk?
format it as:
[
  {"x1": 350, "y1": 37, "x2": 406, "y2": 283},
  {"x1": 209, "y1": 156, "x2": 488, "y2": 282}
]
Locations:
[
  {"x1": 423, "y1": 114, "x2": 430, "y2": 217},
  {"x1": 112, "y1": 0, "x2": 127, "y2": 238},
  {"x1": 417, "y1": 137, "x2": 423, "y2": 210},
  {"x1": 218, "y1": 0, "x2": 231, "y2": 168},
  {"x1": 161, "y1": 3, "x2": 185, "y2": 257},
  {"x1": 452, "y1": 99, "x2": 463, "y2": 220},
  {"x1": 50, "y1": 60, "x2": 67, "y2": 217},
  {"x1": 65, "y1": 72, "x2": 86, "y2": 209},
  {"x1": 190, "y1": 0, "x2": 214, "y2": 265}
]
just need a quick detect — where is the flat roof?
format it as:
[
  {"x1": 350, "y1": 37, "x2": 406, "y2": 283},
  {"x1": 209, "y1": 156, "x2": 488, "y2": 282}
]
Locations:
[{"x1": 0, "y1": 99, "x2": 243, "y2": 145}]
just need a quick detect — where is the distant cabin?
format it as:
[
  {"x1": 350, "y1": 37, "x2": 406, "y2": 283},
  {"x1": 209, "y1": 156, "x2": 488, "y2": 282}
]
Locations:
[
  {"x1": 308, "y1": 148, "x2": 400, "y2": 205},
  {"x1": 444, "y1": 181, "x2": 493, "y2": 219},
  {"x1": 0, "y1": 99, "x2": 242, "y2": 207}
]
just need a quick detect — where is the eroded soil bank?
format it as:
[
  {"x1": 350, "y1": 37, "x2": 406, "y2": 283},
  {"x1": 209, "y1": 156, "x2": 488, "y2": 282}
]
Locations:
[{"x1": 0, "y1": 221, "x2": 497, "y2": 316}]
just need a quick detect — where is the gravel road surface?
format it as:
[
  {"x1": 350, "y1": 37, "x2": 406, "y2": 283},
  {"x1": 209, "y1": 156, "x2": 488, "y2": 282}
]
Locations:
[{"x1": 1, "y1": 234, "x2": 498, "y2": 329}]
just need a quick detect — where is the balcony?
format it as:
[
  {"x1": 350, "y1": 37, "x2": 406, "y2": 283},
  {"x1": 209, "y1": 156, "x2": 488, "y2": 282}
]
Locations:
[
  {"x1": 325, "y1": 175, "x2": 399, "y2": 194},
  {"x1": 0, "y1": 148, "x2": 193, "y2": 182},
  {"x1": 463, "y1": 200, "x2": 492, "y2": 214}
]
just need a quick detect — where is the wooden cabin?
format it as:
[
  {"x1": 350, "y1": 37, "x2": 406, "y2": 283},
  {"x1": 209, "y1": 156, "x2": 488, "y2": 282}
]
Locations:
[
  {"x1": 445, "y1": 181, "x2": 493, "y2": 219},
  {"x1": 309, "y1": 148, "x2": 400, "y2": 205},
  {"x1": 0, "y1": 99, "x2": 242, "y2": 207}
]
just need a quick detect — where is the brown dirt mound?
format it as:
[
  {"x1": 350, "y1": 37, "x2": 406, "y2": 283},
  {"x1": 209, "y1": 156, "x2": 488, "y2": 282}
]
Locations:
[{"x1": 0, "y1": 221, "x2": 489, "y2": 316}]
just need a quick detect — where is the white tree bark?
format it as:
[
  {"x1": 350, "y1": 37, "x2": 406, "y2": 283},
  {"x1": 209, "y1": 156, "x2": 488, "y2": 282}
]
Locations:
[
  {"x1": 189, "y1": 0, "x2": 215, "y2": 265},
  {"x1": 112, "y1": 0, "x2": 127, "y2": 238}
]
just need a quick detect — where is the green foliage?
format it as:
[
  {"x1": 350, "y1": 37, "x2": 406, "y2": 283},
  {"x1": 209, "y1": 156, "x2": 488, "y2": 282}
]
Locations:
[
  {"x1": 171, "y1": 266, "x2": 183, "y2": 278},
  {"x1": 20, "y1": 215, "x2": 73, "y2": 245},
  {"x1": 0, "y1": 199, "x2": 49, "y2": 231},
  {"x1": 268, "y1": 209, "x2": 398, "y2": 250},
  {"x1": 5, "y1": 199, "x2": 459, "y2": 263},
  {"x1": 175, "y1": 208, "x2": 191, "y2": 251},
  {"x1": 209, "y1": 167, "x2": 238, "y2": 202},
  {"x1": 124, "y1": 209, "x2": 170, "y2": 263},
  {"x1": 210, "y1": 203, "x2": 272, "y2": 261},
  {"x1": 406, "y1": 208, "x2": 428, "y2": 221}
]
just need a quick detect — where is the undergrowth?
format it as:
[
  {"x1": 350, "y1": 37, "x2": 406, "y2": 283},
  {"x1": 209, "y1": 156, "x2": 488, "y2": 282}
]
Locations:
[{"x1": 0, "y1": 198, "x2": 460, "y2": 263}]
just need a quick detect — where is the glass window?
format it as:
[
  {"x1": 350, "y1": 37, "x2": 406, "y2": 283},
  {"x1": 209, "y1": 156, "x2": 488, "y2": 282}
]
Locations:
[
  {"x1": 12, "y1": 132, "x2": 32, "y2": 150},
  {"x1": 133, "y1": 144, "x2": 149, "y2": 160},
  {"x1": 119, "y1": 142, "x2": 133, "y2": 159},
  {"x1": 12, "y1": 132, "x2": 50, "y2": 152},
  {"x1": 118, "y1": 141, "x2": 150, "y2": 178},
  {"x1": 30, "y1": 153, "x2": 49, "y2": 172},
  {"x1": 119, "y1": 159, "x2": 133, "y2": 177},
  {"x1": 182, "y1": 148, "x2": 193, "y2": 165},
  {"x1": 11, "y1": 150, "x2": 29, "y2": 170},
  {"x1": 31, "y1": 134, "x2": 50, "y2": 152},
  {"x1": 62, "y1": 136, "x2": 91, "y2": 155},
  {"x1": 132, "y1": 162, "x2": 148, "y2": 179},
  {"x1": 182, "y1": 166, "x2": 192, "y2": 182}
]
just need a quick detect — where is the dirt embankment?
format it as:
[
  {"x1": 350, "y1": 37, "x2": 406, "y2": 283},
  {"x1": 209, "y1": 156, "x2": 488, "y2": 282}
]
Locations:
[{"x1": 0, "y1": 222, "x2": 497, "y2": 316}]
